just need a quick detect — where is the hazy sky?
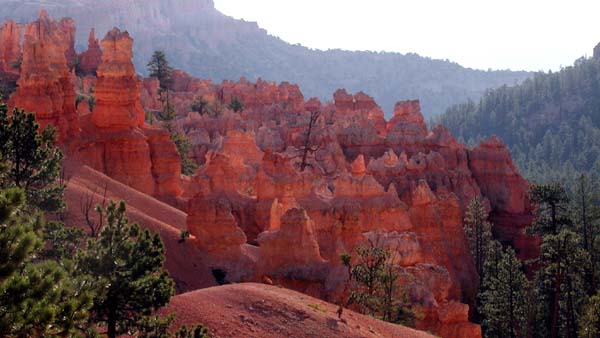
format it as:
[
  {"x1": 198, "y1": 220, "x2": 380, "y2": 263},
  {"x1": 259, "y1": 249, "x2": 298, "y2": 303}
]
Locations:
[{"x1": 213, "y1": 0, "x2": 600, "y2": 72}]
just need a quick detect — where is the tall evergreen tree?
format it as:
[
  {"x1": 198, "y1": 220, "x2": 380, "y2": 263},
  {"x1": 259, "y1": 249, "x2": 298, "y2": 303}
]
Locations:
[
  {"x1": 228, "y1": 97, "x2": 244, "y2": 113},
  {"x1": 533, "y1": 230, "x2": 588, "y2": 338},
  {"x1": 480, "y1": 245, "x2": 528, "y2": 338},
  {"x1": 147, "y1": 51, "x2": 174, "y2": 93},
  {"x1": 78, "y1": 200, "x2": 175, "y2": 338},
  {"x1": 572, "y1": 175, "x2": 600, "y2": 294},
  {"x1": 147, "y1": 53, "x2": 196, "y2": 176},
  {"x1": 0, "y1": 100, "x2": 64, "y2": 212},
  {"x1": 341, "y1": 236, "x2": 414, "y2": 324},
  {"x1": 0, "y1": 188, "x2": 92, "y2": 337},
  {"x1": 529, "y1": 183, "x2": 572, "y2": 235},
  {"x1": 463, "y1": 196, "x2": 494, "y2": 286}
]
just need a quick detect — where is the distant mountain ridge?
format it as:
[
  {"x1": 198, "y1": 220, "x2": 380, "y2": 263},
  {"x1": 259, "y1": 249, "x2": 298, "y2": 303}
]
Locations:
[{"x1": 0, "y1": 0, "x2": 531, "y2": 117}]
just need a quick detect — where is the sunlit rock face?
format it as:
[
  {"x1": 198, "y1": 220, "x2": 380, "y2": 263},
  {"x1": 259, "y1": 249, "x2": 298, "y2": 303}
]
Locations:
[
  {"x1": 10, "y1": 11, "x2": 80, "y2": 141},
  {"x1": 0, "y1": 20, "x2": 21, "y2": 75},
  {"x1": 0, "y1": 12, "x2": 537, "y2": 338},
  {"x1": 91, "y1": 28, "x2": 144, "y2": 130},
  {"x1": 73, "y1": 27, "x2": 182, "y2": 200},
  {"x1": 177, "y1": 85, "x2": 533, "y2": 338}
]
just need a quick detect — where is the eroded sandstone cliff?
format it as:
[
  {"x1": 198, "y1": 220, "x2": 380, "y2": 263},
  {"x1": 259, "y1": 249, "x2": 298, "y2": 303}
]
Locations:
[{"x1": 0, "y1": 13, "x2": 540, "y2": 338}]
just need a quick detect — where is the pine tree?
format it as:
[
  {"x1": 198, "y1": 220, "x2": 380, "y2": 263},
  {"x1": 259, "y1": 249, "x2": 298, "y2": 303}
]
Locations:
[
  {"x1": 78, "y1": 200, "x2": 175, "y2": 338},
  {"x1": 228, "y1": 97, "x2": 244, "y2": 113},
  {"x1": 0, "y1": 100, "x2": 65, "y2": 212},
  {"x1": 572, "y1": 175, "x2": 600, "y2": 294},
  {"x1": 534, "y1": 230, "x2": 588, "y2": 338},
  {"x1": 579, "y1": 291, "x2": 600, "y2": 338},
  {"x1": 480, "y1": 245, "x2": 528, "y2": 338},
  {"x1": 341, "y1": 236, "x2": 414, "y2": 324},
  {"x1": 147, "y1": 51, "x2": 174, "y2": 93},
  {"x1": 463, "y1": 196, "x2": 493, "y2": 286},
  {"x1": 529, "y1": 183, "x2": 571, "y2": 235},
  {"x1": 0, "y1": 188, "x2": 92, "y2": 337},
  {"x1": 190, "y1": 95, "x2": 208, "y2": 115}
]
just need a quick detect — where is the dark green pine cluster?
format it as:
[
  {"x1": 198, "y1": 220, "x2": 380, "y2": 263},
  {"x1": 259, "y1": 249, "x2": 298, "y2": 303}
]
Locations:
[
  {"x1": 0, "y1": 99, "x2": 210, "y2": 338},
  {"x1": 464, "y1": 179, "x2": 600, "y2": 338},
  {"x1": 439, "y1": 54, "x2": 600, "y2": 193}
]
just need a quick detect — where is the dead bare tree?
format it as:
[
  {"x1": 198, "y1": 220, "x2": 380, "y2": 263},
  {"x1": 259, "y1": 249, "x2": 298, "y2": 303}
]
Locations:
[
  {"x1": 56, "y1": 167, "x2": 71, "y2": 222},
  {"x1": 80, "y1": 182, "x2": 108, "y2": 238},
  {"x1": 299, "y1": 110, "x2": 321, "y2": 172}
]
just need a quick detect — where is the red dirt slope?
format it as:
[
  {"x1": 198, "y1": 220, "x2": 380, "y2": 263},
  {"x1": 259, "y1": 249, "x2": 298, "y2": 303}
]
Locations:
[
  {"x1": 62, "y1": 157, "x2": 215, "y2": 292},
  {"x1": 161, "y1": 283, "x2": 435, "y2": 338}
]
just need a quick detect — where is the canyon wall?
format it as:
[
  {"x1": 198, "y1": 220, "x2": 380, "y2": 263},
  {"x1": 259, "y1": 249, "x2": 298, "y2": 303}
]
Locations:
[{"x1": 0, "y1": 13, "x2": 540, "y2": 338}]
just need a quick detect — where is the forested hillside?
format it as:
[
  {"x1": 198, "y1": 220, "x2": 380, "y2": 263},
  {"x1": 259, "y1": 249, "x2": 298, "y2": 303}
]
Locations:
[
  {"x1": 440, "y1": 50, "x2": 600, "y2": 189},
  {"x1": 0, "y1": 0, "x2": 530, "y2": 117}
]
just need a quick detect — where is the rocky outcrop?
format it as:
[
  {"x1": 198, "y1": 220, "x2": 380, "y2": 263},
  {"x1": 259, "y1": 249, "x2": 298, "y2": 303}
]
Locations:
[
  {"x1": 187, "y1": 195, "x2": 247, "y2": 252},
  {"x1": 258, "y1": 208, "x2": 327, "y2": 279},
  {"x1": 1, "y1": 11, "x2": 533, "y2": 336},
  {"x1": 77, "y1": 28, "x2": 102, "y2": 75},
  {"x1": 73, "y1": 27, "x2": 182, "y2": 202},
  {"x1": 92, "y1": 28, "x2": 144, "y2": 129},
  {"x1": 10, "y1": 10, "x2": 79, "y2": 141},
  {"x1": 0, "y1": 21, "x2": 21, "y2": 75},
  {"x1": 468, "y1": 136, "x2": 537, "y2": 260},
  {"x1": 386, "y1": 100, "x2": 428, "y2": 152}
]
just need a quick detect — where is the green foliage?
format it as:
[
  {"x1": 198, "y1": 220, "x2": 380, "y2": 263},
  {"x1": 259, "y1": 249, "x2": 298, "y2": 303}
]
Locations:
[
  {"x1": 439, "y1": 56, "x2": 600, "y2": 192},
  {"x1": 572, "y1": 175, "x2": 600, "y2": 294},
  {"x1": 533, "y1": 230, "x2": 588, "y2": 338},
  {"x1": 171, "y1": 131, "x2": 197, "y2": 176},
  {"x1": 0, "y1": 188, "x2": 93, "y2": 337},
  {"x1": 479, "y1": 243, "x2": 528, "y2": 338},
  {"x1": 159, "y1": 102, "x2": 177, "y2": 127},
  {"x1": 529, "y1": 183, "x2": 572, "y2": 235},
  {"x1": 190, "y1": 95, "x2": 208, "y2": 115},
  {"x1": 78, "y1": 200, "x2": 175, "y2": 338},
  {"x1": 525, "y1": 183, "x2": 589, "y2": 338},
  {"x1": 342, "y1": 238, "x2": 415, "y2": 325},
  {"x1": 228, "y1": 97, "x2": 244, "y2": 113},
  {"x1": 0, "y1": 100, "x2": 65, "y2": 212},
  {"x1": 579, "y1": 291, "x2": 600, "y2": 338},
  {"x1": 156, "y1": 102, "x2": 197, "y2": 176},
  {"x1": 179, "y1": 229, "x2": 190, "y2": 243},
  {"x1": 0, "y1": 188, "x2": 36, "y2": 279},
  {"x1": 42, "y1": 220, "x2": 85, "y2": 260},
  {"x1": 173, "y1": 324, "x2": 210, "y2": 338},
  {"x1": 147, "y1": 51, "x2": 174, "y2": 91},
  {"x1": 0, "y1": 107, "x2": 208, "y2": 337},
  {"x1": 463, "y1": 196, "x2": 493, "y2": 284}
]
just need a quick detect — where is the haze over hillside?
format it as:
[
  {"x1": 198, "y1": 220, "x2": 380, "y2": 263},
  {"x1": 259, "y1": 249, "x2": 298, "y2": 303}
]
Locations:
[
  {"x1": 0, "y1": 0, "x2": 531, "y2": 117},
  {"x1": 440, "y1": 49, "x2": 600, "y2": 191}
]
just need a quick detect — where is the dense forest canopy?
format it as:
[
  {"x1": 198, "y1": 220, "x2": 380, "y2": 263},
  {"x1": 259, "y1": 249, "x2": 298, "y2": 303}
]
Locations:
[{"x1": 439, "y1": 51, "x2": 600, "y2": 190}]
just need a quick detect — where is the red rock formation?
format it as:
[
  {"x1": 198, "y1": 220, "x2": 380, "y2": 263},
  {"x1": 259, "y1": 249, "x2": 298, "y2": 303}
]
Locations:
[
  {"x1": 258, "y1": 208, "x2": 327, "y2": 278},
  {"x1": 91, "y1": 28, "x2": 144, "y2": 130},
  {"x1": 187, "y1": 195, "x2": 247, "y2": 252},
  {"x1": 73, "y1": 27, "x2": 182, "y2": 202},
  {"x1": 468, "y1": 136, "x2": 538, "y2": 260},
  {"x1": 386, "y1": 100, "x2": 428, "y2": 152},
  {"x1": 77, "y1": 28, "x2": 102, "y2": 75},
  {"x1": 10, "y1": 11, "x2": 79, "y2": 140},
  {"x1": 4, "y1": 13, "x2": 535, "y2": 337},
  {"x1": 0, "y1": 21, "x2": 21, "y2": 75},
  {"x1": 145, "y1": 126, "x2": 183, "y2": 198}
]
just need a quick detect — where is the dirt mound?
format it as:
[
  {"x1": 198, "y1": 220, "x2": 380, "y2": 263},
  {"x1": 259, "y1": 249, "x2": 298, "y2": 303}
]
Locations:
[{"x1": 161, "y1": 283, "x2": 435, "y2": 338}]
